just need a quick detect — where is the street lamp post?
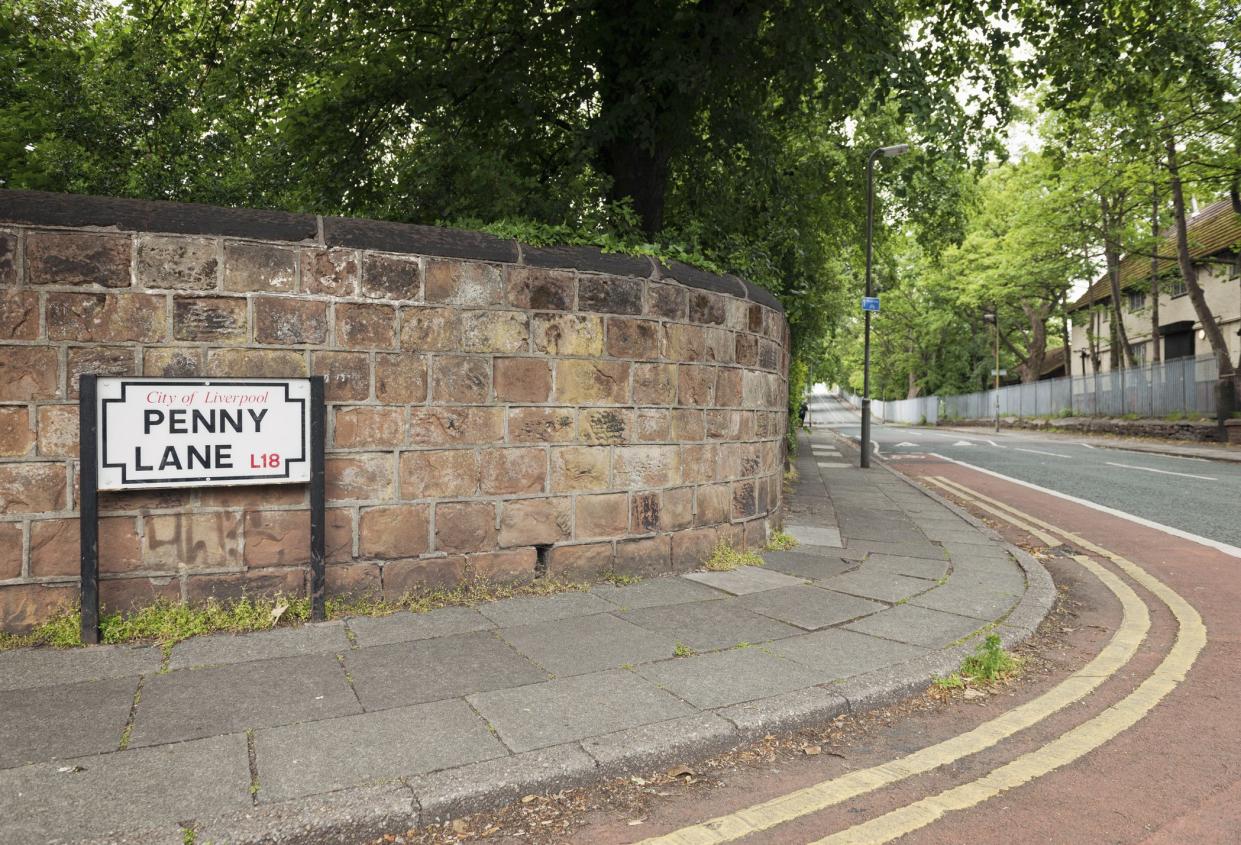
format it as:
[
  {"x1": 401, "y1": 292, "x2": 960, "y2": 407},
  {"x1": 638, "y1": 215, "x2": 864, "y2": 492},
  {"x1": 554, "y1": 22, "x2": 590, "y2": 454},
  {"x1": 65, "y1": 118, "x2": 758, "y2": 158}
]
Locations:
[
  {"x1": 983, "y1": 308, "x2": 1000, "y2": 433},
  {"x1": 860, "y1": 143, "x2": 910, "y2": 469}
]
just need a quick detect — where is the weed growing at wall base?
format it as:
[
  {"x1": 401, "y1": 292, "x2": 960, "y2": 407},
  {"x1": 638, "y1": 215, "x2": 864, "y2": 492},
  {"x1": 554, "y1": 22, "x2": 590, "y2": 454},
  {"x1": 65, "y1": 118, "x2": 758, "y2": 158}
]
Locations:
[{"x1": 703, "y1": 541, "x2": 764, "y2": 571}]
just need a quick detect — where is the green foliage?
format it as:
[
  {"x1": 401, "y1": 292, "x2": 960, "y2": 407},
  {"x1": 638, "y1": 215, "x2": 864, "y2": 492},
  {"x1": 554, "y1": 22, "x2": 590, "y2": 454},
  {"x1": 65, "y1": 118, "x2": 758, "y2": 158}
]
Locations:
[
  {"x1": 673, "y1": 642, "x2": 696, "y2": 658},
  {"x1": 960, "y1": 634, "x2": 1021, "y2": 684},
  {"x1": 932, "y1": 673, "x2": 966, "y2": 690},
  {"x1": 702, "y1": 542, "x2": 764, "y2": 572},
  {"x1": 765, "y1": 531, "x2": 799, "y2": 552}
]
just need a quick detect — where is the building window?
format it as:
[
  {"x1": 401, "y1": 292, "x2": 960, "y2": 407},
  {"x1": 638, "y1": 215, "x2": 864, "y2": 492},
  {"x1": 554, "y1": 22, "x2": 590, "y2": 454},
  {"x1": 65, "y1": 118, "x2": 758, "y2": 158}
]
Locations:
[
  {"x1": 1126, "y1": 290, "x2": 1146, "y2": 311},
  {"x1": 1128, "y1": 341, "x2": 1147, "y2": 365},
  {"x1": 1169, "y1": 278, "x2": 1188, "y2": 298}
]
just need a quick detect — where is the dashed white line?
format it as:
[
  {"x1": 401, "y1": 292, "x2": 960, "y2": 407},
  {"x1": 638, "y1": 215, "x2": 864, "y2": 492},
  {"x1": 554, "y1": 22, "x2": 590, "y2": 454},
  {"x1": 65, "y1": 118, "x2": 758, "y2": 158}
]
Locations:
[
  {"x1": 1014, "y1": 447, "x2": 1073, "y2": 459},
  {"x1": 1103, "y1": 461, "x2": 1217, "y2": 481}
]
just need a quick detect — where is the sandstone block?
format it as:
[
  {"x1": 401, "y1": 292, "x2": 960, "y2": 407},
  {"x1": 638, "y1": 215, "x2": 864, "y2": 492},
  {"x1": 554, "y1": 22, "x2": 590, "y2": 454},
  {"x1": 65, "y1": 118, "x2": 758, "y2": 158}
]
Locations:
[
  {"x1": 335, "y1": 406, "x2": 405, "y2": 448},
  {"x1": 137, "y1": 236, "x2": 218, "y2": 290},
  {"x1": 399, "y1": 306, "x2": 459, "y2": 351},
  {"x1": 677, "y1": 365, "x2": 715, "y2": 407},
  {"x1": 375, "y1": 352, "x2": 428, "y2": 403},
  {"x1": 431, "y1": 355, "x2": 491, "y2": 403},
  {"x1": 715, "y1": 368, "x2": 743, "y2": 407},
  {"x1": 26, "y1": 230, "x2": 131, "y2": 287},
  {"x1": 327, "y1": 508, "x2": 354, "y2": 562},
  {"x1": 688, "y1": 290, "x2": 727, "y2": 325},
  {"x1": 362, "y1": 253, "x2": 421, "y2": 300},
  {"x1": 726, "y1": 298, "x2": 750, "y2": 331},
  {"x1": 335, "y1": 302, "x2": 396, "y2": 349},
  {"x1": 187, "y1": 570, "x2": 305, "y2": 604},
  {"x1": 0, "y1": 522, "x2": 22, "y2": 579},
  {"x1": 68, "y1": 347, "x2": 137, "y2": 397},
  {"x1": 633, "y1": 487, "x2": 693, "y2": 533},
  {"x1": 173, "y1": 296, "x2": 247, "y2": 342},
  {"x1": 532, "y1": 313, "x2": 604, "y2": 356},
  {"x1": 493, "y1": 358, "x2": 551, "y2": 403},
  {"x1": 731, "y1": 481, "x2": 757, "y2": 520},
  {"x1": 0, "y1": 231, "x2": 15, "y2": 285},
  {"x1": 143, "y1": 511, "x2": 242, "y2": 570},
  {"x1": 48, "y1": 292, "x2": 167, "y2": 343},
  {"x1": 328, "y1": 563, "x2": 382, "y2": 597},
  {"x1": 614, "y1": 535, "x2": 671, "y2": 577},
  {"x1": 576, "y1": 493, "x2": 629, "y2": 539},
  {"x1": 223, "y1": 242, "x2": 296, "y2": 292},
  {"x1": 244, "y1": 510, "x2": 310, "y2": 568},
  {"x1": 0, "y1": 584, "x2": 79, "y2": 634},
  {"x1": 460, "y1": 310, "x2": 529, "y2": 353},
  {"x1": 468, "y1": 548, "x2": 537, "y2": 583},
  {"x1": 577, "y1": 275, "x2": 643, "y2": 315},
  {"x1": 606, "y1": 317, "x2": 662, "y2": 359},
  {"x1": 550, "y1": 447, "x2": 610, "y2": 492},
  {"x1": 705, "y1": 409, "x2": 740, "y2": 440},
  {"x1": 399, "y1": 448, "x2": 479, "y2": 498},
  {"x1": 636, "y1": 408, "x2": 671, "y2": 442},
  {"x1": 36, "y1": 405, "x2": 77, "y2": 458},
  {"x1": 546, "y1": 542, "x2": 614, "y2": 580},
  {"x1": 360, "y1": 504, "x2": 431, "y2": 559},
  {"x1": 735, "y1": 333, "x2": 758, "y2": 367},
  {"x1": 0, "y1": 407, "x2": 34, "y2": 457},
  {"x1": 382, "y1": 556, "x2": 466, "y2": 599},
  {"x1": 702, "y1": 327, "x2": 736, "y2": 364},
  {"x1": 506, "y1": 267, "x2": 574, "y2": 310},
  {"x1": 100, "y1": 577, "x2": 181, "y2": 613},
  {"x1": 254, "y1": 296, "x2": 328, "y2": 345},
  {"x1": 681, "y1": 444, "x2": 719, "y2": 484},
  {"x1": 498, "y1": 497, "x2": 571, "y2": 547},
  {"x1": 425, "y1": 259, "x2": 503, "y2": 306},
  {"x1": 632, "y1": 363, "x2": 677, "y2": 405},
  {"x1": 758, "y1": 338, "x2": 780, "y2": 370},
  {"x1": 671, "y1": 409, "x2": 705, "y2": 442},
  {"x1": 672, "y1": 526, "x2": 717, "y2": 572},
  {"x1": 30, "y1": 516, "x2": 141, "y2": 576},
  {"x1": 613, "y1": 445, "x2": 680, "y2": 489},
  {"x1": 144, "y1": 347, "x2": 202, "y2": 378},
  {"x1": 555, "y1": 359, "x2": 629, "y2": 405},
  {"x1": 579, "y1": 408, "x2": 631, "y2": 445},
  {"x1": 312, "y1": 351, "x2": 370, "y2": 400},
  {"x1": 0, "y1": 289, "x2": 39, "y2": 339},
  {"x1": 302, "y1": 248, "x2": 359, "y2": 296},
  {"x1": 665, "y1": 324, "x2": 704, "y2": 362},
  {"x1": 435, "y1": 501, "x2": 496, "y2": 552},
  {"x1": 480, "y1": 447, "x2": 546, "y2": 495},
  {"x1": 206, "y1": 348, "x2": 306, "y2": 379},
  {"x1": 508, "y1": 407, "x2": 575, "y2": 443},
  {"x1": 326, "y1": 453, "x2": 394, "y2": 502},
  {"x1": 646, "y1": 282, "x2": 686, "y2": 320},
  {"x1": 0, "y1": 462, "x2": 65, "y2": 514},
  {"x1": 408, "y1": 406, "x2": 503, "y2": 446}
]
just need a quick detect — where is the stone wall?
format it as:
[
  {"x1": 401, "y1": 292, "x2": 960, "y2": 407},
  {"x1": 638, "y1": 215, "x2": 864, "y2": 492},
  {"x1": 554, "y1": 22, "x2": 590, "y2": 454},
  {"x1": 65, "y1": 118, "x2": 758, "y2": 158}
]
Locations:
[{"x1": 0, "y1": 190, "x2": 789, "y2": 632}]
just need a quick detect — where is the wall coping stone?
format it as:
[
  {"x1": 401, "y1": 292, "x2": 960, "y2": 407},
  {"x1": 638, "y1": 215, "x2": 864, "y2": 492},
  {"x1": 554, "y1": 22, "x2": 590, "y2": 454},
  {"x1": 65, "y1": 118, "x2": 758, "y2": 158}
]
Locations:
[{"x1": 0, "y1": 189, "x2": 784, "y2": 312}]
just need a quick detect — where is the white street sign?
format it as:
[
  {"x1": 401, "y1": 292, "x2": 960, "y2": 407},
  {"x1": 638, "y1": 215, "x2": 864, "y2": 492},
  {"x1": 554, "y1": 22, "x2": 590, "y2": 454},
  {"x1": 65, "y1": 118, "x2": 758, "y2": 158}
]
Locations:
[{"x1": 97, "y1": 378, "x2": 311, "y2": 491}]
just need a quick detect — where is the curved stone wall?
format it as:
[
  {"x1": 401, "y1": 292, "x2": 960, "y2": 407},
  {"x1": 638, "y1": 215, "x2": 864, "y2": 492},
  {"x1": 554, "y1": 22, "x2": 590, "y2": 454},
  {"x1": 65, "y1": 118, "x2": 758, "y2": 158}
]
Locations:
[{"x1": 0, "y1": 190, "x2": 788, "y2": 632}]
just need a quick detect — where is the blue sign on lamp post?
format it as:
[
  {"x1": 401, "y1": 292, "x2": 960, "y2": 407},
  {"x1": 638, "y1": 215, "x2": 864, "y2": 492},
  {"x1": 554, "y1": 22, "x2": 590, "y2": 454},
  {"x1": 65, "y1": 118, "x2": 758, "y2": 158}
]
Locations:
[{"x1": 862, "y1": 296, "x2": 880, "y2": 313}]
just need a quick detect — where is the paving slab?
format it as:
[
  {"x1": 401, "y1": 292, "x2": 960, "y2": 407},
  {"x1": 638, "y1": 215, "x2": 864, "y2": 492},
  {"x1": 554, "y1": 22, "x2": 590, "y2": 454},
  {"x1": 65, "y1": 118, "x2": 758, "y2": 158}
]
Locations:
[
  {"x1": 130, "y1": 653, "x2": 360, "y2": 748},
  {"x1": 682, "y1": 565, "x2": 807, "y2": 595},
  {"x1": 255, "y1": 699, "x2": 507, "y2": 804},
  {"x1": 839, "y1": 539, "x2": 948, "y2": 561},
  {"x1": 619, "y1": 599, "x2": 802, "y2": 652},
  {"x1": 168, "y1": 621, "x2": 349, "y2": 670},
  {"x1": 0, "y1": 676, "x2": 136, "y2": 768},
  {"x1": 345, "y1": 631, "x2": 548, "y2": 710},
  {"x1": 195, "y1": 783, "x2": 419, "y2": 845},
  {"x1": 843, "y1": 604, "x2": 986, "y2": 648},
  {"x1": 717, "y1": 686, "x2": 849, "y2": 737},
  {"x1": 637, "y1": 648, "x2": 823, "y2": 709},
  {"x1": 346, "y1": 605, "x2": 495, "y2": 648},
  {"x1": 767, "y1": 628, "x2": 929, "y2": 679},
  {"x1": 468, "y1": 670, "x2": 695, "y2": 753},
  {"x1": 477, "y1": 591, "x2": 614, "y2": 627},
  {"x1": 785, "y1": 525, "x2": 843, "y2": 548},
  {"x1": 0, "y1": 644, "x2": 160, "y2": 692},
  {"x1": 582, "y1": 714, "x2": 739, "y2": 775},
  {"x1": 497, "y1": 613, "x2": 676, "y2": 676},
  {"x1": 736, "y1": 585, "x2": 885, "y2": 630},
  {"x1": 761, "y1": 550, "x2": 855, "y2": 581},
  {"x1": 863, "y1": 553, "x2": 950, "y2": 581},
  {"x1": 590, "y1": 576, "x2": 725, "y2": 610},
  {"x1": 0, "y1": 734, "x2": 250, "y2": 845},
  {"x1": 910, "y1": 582, "x2": 1021, "y2": 621},
  {"x1": 818, "y1": 570, "x2": 933, "y2": 603}
]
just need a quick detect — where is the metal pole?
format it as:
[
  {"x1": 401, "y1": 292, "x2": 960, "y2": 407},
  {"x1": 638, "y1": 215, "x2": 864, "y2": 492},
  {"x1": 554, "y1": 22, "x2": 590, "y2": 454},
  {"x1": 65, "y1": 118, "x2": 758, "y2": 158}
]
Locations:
[
  {"x1": 861, "y1": 151, "x2": 876, "y2": 468},
  {"x1": 309, "y1": 376, "x2": 327, "y2": 622},
  {"x1": 78, "y1": 375, "x2": 100, "y2": 645},
  {"x1": 994, "y1": 313, "x2": 1001, "y2": 433}
]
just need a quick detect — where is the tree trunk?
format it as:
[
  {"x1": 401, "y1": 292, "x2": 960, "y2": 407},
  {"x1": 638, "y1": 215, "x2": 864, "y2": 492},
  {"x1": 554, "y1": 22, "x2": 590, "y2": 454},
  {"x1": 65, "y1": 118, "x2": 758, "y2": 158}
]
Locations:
[
  {"x1": 1100, "y1": 193, "x2": 1137, "y2": 368},
  {"x1": 1020, "y1": 302, "x2": 1050, "y2": 384},
  {"x1": 1150, "y1": 183, "x2": 1161, "y2": 364},
  {"x1": 1059, "y1": 291, "x2": 1072, "y2": 377},
  {"x1": 599, "y1": 140, "x2": 671, "y2": 235}
]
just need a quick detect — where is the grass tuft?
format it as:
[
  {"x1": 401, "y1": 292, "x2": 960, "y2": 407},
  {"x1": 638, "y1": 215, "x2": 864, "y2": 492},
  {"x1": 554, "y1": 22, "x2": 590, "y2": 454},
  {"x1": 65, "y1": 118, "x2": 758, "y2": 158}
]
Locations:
[
  {"x1": 703, "y1": 541, "x2": 764, "y2": 572},
  {"x1": 765, "y1": 531, "x2": 798, "y2": 551},
  {"x1": 673, "y1": 642, "x2": 696, "y2": 658},
  {"x1": 601, "y1": 571, "x2": 642, "y2": 587},
  {"x1": 959, "y1": 634, "x2": 1021, "y2": 684}
]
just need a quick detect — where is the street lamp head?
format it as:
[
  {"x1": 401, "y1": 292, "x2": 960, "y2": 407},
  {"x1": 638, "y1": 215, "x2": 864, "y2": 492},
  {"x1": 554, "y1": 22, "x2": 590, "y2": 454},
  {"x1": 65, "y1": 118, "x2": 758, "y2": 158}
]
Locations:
[{"x1": 880, "y1": 144, "x2": 910, "y2": 157}]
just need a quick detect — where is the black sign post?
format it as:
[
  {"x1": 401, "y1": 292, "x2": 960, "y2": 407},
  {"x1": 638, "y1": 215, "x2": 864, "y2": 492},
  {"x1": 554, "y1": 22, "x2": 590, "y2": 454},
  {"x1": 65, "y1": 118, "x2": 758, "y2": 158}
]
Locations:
[{"x1": 309, "y1": 376, "x2": 326, "y2": 622}]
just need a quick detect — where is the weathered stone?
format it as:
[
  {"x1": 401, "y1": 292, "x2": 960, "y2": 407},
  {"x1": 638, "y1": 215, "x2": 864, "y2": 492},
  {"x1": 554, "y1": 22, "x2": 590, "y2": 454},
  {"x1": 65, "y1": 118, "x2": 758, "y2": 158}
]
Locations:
[
  {"x1": 435, "y1": 501, "x2": 496, "y2": 552},
  {"x1": 725, "y1": 298, "x2": 750, "y2": 331},
  {"x1": 702, "y1": 327, "x2": 735, "y2": 364},
  {"x1": 26, "y1": 230, "x2": 131, "y2": 287},
  {"x1": 633, "y1": 487, "x2": 693, "y2": 533},
  {"x1": 575, "y1": 493, "x2": 629, "y2": 539},
  {"x1": 507, "y1": 407, "x2": 575, "y2": 443},
  {"x1": 532, "y1": 314, "x2": 604, "y2": 356},
  {"x1": 493, "y1": 358, "x2": 551, "y2": 403},
  {"x1": 614, "y1": 535, "x2": 671, "y2": 577},
  {"x1": 498, "y1": 497, "x2": 571, "y2": 547},
  {"x1": 137, "y1": 236, "x2": 219, "y2": 290},
  {"x1": 480, "y1": 447, "x2": 546, "y2": 495},
  {"x1": 382, "y1": 556, "x2": 467, "y2": 599},
  {"x1": 0, "y1": 407, "x2": 34, "y2": 457},
  {"x1": 30, "y1": 516, "x2": 142, "y2": 576},
  {"x1": 100, "y1": 576, "x2": 180, "y2": 612},
  {"x1": 335, "y1": 302, "x2": 396, "y2": 349},
  {"x1": 48, "y1": 292, "x2": 167, "y2": 342},
  {"x1": 67, "y1": 347, "x2": 137, "y2": 397},
  {"x1": 579, "y1": 408, "x2": 631, "y2": 445},
  {"x1": 460, "y1": 310, "x2": 529, "y2": 353},
  {"x1": 577, "y1": 275, "x2": 643, "y2": 315},
  {"x1": 399, "y1": 448, "x2": 479, "y2": 499},
  {"x1": 326, "y1": 453, "x2": 394, "y2": 502},
  {"x1": 735, "y1": 332, "x2": 758, "y2": 366},
  {"x1": 613, "y1": 445, "x2": 680, "y2": 489},
  {"x1": 0, "y1": 289, "x2": 39, "y2": 339},
  {"x1": 143, "y1": 512, "x2": 243, "y2": 570},
  {"x1": 665, "y1": 324, "x2": 704, "y2": 362},
  {"x1": 173, "y1": 296, "x2": 248, "y2": 342},
  {"x1": 706, "y1": 409, "x2": 741, "y2": 441},
  {"x1": 425, "y1": 259, "x2": 503, "y2": 306},
  {"x1": 328, "y1": 560, "x2": 381, "y2": 597},
  {"x1": 607, "y1": 317, "x2": 662, "y2": 359},
  {"x1": 326, "y1": 508, "x2": 354, "y2": 562},
  {"x1": 206, "y1": 348, "x2": 305, "y2": 379},
  {"x1": 550, "y1": 447, "x2": 609, "y2": 492},
  {"x1": 555, "y1": 360, "x2": 629, "y2": 405},
  {"x1": 732, "y1": 480, "x2": 757, "y2": 519},
  {"x1": 141, "y1": 347, "x2": 200, "y2": 378},
  {"x1": 302, "y1": 248, "x2": 359, "y2": 296},
  {"x1": 671, "y1": 409, "x2": 705, "y2": 442},
  {"x1": 0, "y1": 231, "x2": 16, "y2": 285},
  {"x1": 312, "y1": 351, "x2": 370, "y2": 401},
  {"x1": 360, "y1": 504, "x2": 431, "y2": 559},
  {"x1": 335, "y1": 406, "x2": 405, "y2": 448},
  {"x1": 0, "y1": 584, "x2": 78, "y2": 634},
  {"x1": 695, "y1": 483, "x2": 731, "y2": 526},
  {"x1": 547, "y1": 542, "x2": 614, "y2": 580},
  {"x1": 672, "y1": 526, "x2": 718, "y2": 571},
  {"x1": 688, "y1": 290, "x2": 727, "y2": 325},
  {"x1": 636, "y1": 408, "x2": 671, "y2": 442},
  {"x1": 677, "y1": 365, "x2": 715, "y2": 407},
  {"x1": 223, "y1": 241, "x2": 296, "y2": 292},
  {"x1": 680, "y1": 443, "x2": 718, "y2": 484},
  {"x1": 632, "y1": 363, "x2": 677, "y2": 405},
  {"x1": 0, "y1": 522, "x2": 21, "y2": 579},
  {"x1": 468, "y1": 548, "x2": 537, "y2": 583},
  {"x1": 758, "y1": 338, "x2": 780, "y2": 370},
  {"x1": 244, "y1": 510, "x2": 310, "y2": 568},
  {"x1": 506, "y1": 268, "x2": 574, "y2": 310},
  {"x1": 186, "y1": 569, "x2": 305, "y2": 604},
  {"x1": 362, "y1": 253, "x2": 421, "y2": 300},
  {"x1": 400, "y1": 307, "x2": 459, "y2": 351},
  {"x1": 35, "y1": 405, "x2": 77, "y2": 458},
  {"x1": 646, "y1": 282, "x2": 686, "y2": 320},
  {"x1": 254, "y1": 296, "x2": 328, "y2": 345},
  {"x1": 431, "y1": 355, "x2": 491, "y2": 403},
  {"x1": 408, "y1": 407, "x2": 504, "y2": 446},
  {"x1": 375, "y1": 352, "x2": 428, "y2": 403},
  {"x1": 715, "y1": 368, "x2": 743, "y2": 407}
]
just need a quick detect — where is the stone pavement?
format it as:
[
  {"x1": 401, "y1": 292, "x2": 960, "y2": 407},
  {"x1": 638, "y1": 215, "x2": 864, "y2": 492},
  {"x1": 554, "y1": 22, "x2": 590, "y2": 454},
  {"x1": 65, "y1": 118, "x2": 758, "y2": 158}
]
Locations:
[{"x1": 0, "y1": 430, "x2": 1052, "y2": 845}]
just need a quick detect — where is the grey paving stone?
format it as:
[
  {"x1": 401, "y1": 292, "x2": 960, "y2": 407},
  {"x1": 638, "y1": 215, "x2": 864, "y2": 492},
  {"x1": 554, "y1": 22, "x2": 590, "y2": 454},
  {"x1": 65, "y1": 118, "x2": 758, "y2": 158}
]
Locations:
[
  {"x1": 256, "y1": 699, "x2": 507, "y2": 804},
  {"x1": 583, "y1": 713, "x2": 739, "y2": 775},
  {"x1": 863, "y1": 553, "x2": 950, "y2": 581},
  {"x1": 717, "y1": 686, "x2": 849, "y2": 737},
  {"x1": 410, "y1": 744, "x2": 598, "y2": 822},
  {"x1": 497, "y1": 613, "x2": 677, "y2": 676},
  {"x1": 0, "y1": 734, "x2": 250, "y2": 845},
  {"x1": 920, "y1": 525, "x2": 997, "y2": 543},
  {"x1": 839, "y1": 540, "x2": 948, "y2": 561},
  {"x1": 468, "y1": 670, "x2": 694, "y2": 753},
  {"x1": 168, "y1": 621, "x2": 349, "y2": 670},
  {"x1": 637, "y1": 648, "x2": 822, "y2": 709},
  {"x1": 784, "y1": 525, "x2": 843, "y2": 548},
  {"x1": 345, "y1": 631, "x2": 548, "y2": 710},
  {"x1": 761, "y1": 550, "x2": 855, "y2": 581},
  {"x1": 840, "y1": 524, "x2": 928, "y2": 543},
  {"x1": 618, "y1": 600, "x2": 802, "y2": 652},
  {"x1": 818, "y1": 571, "x2": 932, "y2": 603},
  {"x1": 683, "y1": 566, "x2": 808, "y2": 595},
  {"x1": 0, "y1": 676, "x2": 136, "y2": 768},
  {"x1": 843, "y1": 604, "x2": 987, "y2": 648},
  {"x1": 767, "y1": 628, "x2": 928, "y2": 679},
  {"x1": 736, "y1": 585, "x2": 885, "y2": 630},
  {"x1": 130, "y1": 654, "x2": 360, "y2": 748},
  {"x1": 910, "y1": 582, "x2": 1021, "y2": 621},
  {"x1": 477, "y1": 591, "x2": 614, "y2": 628},
  {"x1": 196, "y1": 783, "x2": 419, "y2": 845},
  {"x1": 591, "y1": 576, "x2": 725, "y2": 609},
  {"x1": 0, "y1": 644, "x2": 160, "y2": 692},
  {"x1": 346, "y1": 606, "x2": 495, "y2": 648}
]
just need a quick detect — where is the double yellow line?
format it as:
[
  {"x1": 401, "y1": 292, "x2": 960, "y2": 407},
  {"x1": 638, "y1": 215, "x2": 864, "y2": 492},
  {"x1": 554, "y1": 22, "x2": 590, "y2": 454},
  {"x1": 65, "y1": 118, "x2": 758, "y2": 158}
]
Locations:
[{"x1": 637, "y1": 477, "x2": 1204, "y2": 845}]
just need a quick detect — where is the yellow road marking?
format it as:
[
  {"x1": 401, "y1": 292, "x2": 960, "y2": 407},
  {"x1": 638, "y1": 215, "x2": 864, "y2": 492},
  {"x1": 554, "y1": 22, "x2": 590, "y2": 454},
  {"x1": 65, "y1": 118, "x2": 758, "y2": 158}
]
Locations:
[
  {"x1": 635, "y1": 493, "x2": 1151, "y2": 845},
  {"x1": 806, "y1": 479, "x2": 1205, "y2": 844}
]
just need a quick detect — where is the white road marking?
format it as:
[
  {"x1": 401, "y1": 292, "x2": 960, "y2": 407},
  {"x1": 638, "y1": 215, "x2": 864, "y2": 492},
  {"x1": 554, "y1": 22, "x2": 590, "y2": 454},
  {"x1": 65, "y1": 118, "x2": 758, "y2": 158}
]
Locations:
[
  {"x1": 1103, "y1": 461, "x2": 1217, "y2": 481},
  {"x1": 817, "y1": 461, "x2": 850, "y2": 468},
  {"x1": 927, "y1": 453, "x2": 1241, "y2": 558},
  {"x1": 896, "y1": 442, "x2": 919, "y2": 448},
  {"x1": 952, "y1": 440, "x2": 974, "y2": 447},
  {"x1": 1079, "y1": 441, "x2": 1097, "y2": 448},
  {"x1": 1014, "y1": 447, "x2": 1072, "y2": 459},
  {"x1": 984, "y1": 439, "x2": 1006, "y2": 448}
]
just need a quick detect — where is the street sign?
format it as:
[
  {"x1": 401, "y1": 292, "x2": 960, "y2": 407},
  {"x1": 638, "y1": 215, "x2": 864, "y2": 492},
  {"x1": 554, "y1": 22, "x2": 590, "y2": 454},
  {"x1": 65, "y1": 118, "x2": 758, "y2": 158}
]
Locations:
[
  {"x1": 862, "y1": 296, "x2": 880, "y2": 312},
  {"x1": 990, "y1": 369, "x2": 1007, "y2": 377},
  {"x1": 95, "y1": 378, "x2": 311, "y2": 491}
]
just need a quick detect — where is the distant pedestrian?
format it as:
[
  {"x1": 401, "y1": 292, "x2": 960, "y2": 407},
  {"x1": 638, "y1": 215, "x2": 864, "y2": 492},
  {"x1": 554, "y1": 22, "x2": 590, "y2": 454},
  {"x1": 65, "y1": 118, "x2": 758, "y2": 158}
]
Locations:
[{"x1": 798, "y1": 401, "x2": 809, "y2": 429}]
